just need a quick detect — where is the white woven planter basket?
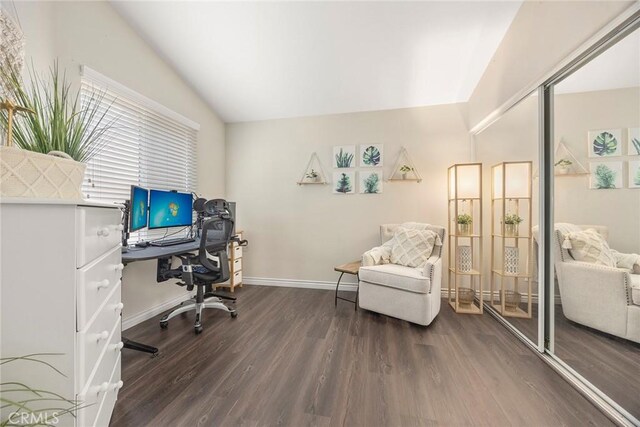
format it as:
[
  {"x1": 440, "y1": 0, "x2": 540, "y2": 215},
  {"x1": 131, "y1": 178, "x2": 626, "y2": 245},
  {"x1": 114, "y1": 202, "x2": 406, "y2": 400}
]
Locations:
[{"x1": 0, "y1": 146, "x2": 86, "y2": 199}]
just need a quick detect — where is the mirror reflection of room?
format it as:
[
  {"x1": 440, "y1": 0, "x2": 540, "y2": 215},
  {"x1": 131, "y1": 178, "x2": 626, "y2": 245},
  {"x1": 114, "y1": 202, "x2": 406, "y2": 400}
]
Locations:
[
  {"x1": 475, "y1": 92, "x2": 540, "y2": 345},
  {"x1": 551, "y1": 27, "x2": 640, "y2": 419}
]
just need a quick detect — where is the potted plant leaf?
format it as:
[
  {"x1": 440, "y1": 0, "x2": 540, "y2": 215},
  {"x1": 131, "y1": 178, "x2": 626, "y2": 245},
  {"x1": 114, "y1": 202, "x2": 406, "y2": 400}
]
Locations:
[
  {"x1": 555, "y1": 158, "x2": 572, "y2": 174},
  {"x1": 399, "y1": 165, "x2": 413, "y2": 180},
  {"x1": 503, "y1": 213, "x2": 523, "y2": 237},
  {"x1": 456, "y1": 213, "x2": 473, "y2": 236},
  {"x1": 0, "y1": 62, "x2": 114, "y2": 199},
  {"x1": 305, "y1": 169, "x2": 320, "y2": 183}
]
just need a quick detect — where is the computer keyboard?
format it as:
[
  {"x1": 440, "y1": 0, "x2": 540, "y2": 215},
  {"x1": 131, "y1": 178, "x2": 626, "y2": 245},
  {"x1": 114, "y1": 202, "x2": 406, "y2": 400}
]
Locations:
[{"x1": 149, "y1": 237, "x2": 196, "y2": 247}]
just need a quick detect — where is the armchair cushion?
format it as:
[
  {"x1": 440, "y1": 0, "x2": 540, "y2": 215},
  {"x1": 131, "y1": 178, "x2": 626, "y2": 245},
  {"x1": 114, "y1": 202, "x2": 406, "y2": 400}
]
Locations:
[
  {"x1": 390, "y1": 228, "x2": 441, "y2": 268},
  {"x1": 359, "y1": 264, "x2": 431, "y2": 294},
  {"x1": 563, "y1": 228, "x2": 616, "y2": 267}
]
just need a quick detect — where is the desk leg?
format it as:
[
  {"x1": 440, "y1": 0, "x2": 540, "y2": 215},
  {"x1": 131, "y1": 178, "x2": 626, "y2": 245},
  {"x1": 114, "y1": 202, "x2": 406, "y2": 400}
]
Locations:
[
  {"x1": 355, "y1": 273, "x2": 359, "y2": 311},
  {"x1": 334, "y1": 272, "x2": 345, "y2": 307},
  {"x1": 123, "y1": 338, "x2": 159, "y2": 357}
]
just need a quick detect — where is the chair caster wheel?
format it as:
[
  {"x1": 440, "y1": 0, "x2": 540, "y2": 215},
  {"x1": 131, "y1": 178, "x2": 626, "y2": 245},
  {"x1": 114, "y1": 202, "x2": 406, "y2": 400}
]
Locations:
[
  {"x1": 230, "y1": 311, "x2": 238, "y2": 318},
  {"x1": 195, "y1": 325, "x2": 203, "y2": 334},
  {"x1": 160, "y1": 321, "x2": 168, "y2": 329}
]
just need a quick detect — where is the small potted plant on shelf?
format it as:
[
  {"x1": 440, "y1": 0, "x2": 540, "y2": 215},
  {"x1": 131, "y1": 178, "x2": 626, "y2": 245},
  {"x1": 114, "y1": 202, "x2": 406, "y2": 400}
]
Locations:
[
  {"x1": 456, "y1": 213, "x2": 473, "y2": 236},
  {"x1": 305, "y1": 169, "x2": 320, "y2": 182},
  {"x1": 555, "y1": 158, "x2": 573, "y2": 174},
  {"x1": 399, "y1": 165, "x2": 413, "y2": 180},
  {"x1": 503, "y1": 213, "x2": 523, "y2": 237}
]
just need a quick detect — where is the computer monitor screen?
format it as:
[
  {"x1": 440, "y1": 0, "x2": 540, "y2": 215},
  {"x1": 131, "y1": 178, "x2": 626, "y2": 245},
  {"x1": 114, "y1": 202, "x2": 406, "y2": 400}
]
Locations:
[
  {"x1": 130, "y1": 185, "x2": 149, "y2": 232},
  {"x1": 149, "y1": 189, "x2": 194, "y2": 229}
]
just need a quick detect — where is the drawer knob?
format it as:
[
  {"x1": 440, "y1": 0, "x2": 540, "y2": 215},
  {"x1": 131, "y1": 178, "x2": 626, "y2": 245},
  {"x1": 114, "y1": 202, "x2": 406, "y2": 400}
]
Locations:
[
  {"x1": 111, "y1": 380, "x2": 124, "y2": 391},
  {"x1": 115, "y1": 263, "x2": 125, "y2": 272},
  {"x1": 114, "y1": 302, "x2": 124, "y2": 312},
  {"x1": 98, "y1": 382, "x2": 109, "y2": 393},
  {"x1": 97, "y1": 330, "x2": 109, "y2": 341},
  {"x1": 113, "y1": 341, "x2": 124, "y2": 351},
  {"x1": 96, "y1": 279, "x2": 110, "y2": 290},
  {"x1": 97, "y1": 227, "x2": 110, "y2": 237}
]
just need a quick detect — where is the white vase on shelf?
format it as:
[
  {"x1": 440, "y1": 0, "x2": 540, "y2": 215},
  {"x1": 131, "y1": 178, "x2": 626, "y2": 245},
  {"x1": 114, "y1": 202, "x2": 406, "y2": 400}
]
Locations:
[
  {"x1": 457, "y1": 245, "x2": 472, "y2": 273},
  {"x1": 505, "y1": 246, "x2": 519, "y2": 275}
]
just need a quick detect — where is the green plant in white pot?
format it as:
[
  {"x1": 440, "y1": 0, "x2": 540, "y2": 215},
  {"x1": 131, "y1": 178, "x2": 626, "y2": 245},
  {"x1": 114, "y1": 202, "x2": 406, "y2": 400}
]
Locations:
[
  {"x1": 503, "y1": 213, "x2": 523, "y2": 237},
  {"x1": 554, "y1": 158, "x2": 572, "y2": 175},
  {"x1": 305, "y1": 169, "x2": 320, "y2": 182},
  {"x1": 399, "y1": 164, "x2": 413, "y2": 180},
  {"x1": 0, "y1": 62, "x2": 114, "y2": 199},
  {"x1": 456, "y1": 213, "x2": 473, "y2": 236}
]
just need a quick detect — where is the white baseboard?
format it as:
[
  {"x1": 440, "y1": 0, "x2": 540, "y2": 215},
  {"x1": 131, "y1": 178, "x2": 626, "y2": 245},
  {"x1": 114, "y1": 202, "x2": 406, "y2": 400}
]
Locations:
[
  {"x1": 244, "y1": 276, "x2": 358, "y2": 292},
  {"x1": 241, "y1": 277, "x2": 561, "y2": 304},
  {"x1": 440, "y1": 289, "x2": 562, "y2": 304},
  {"x1": 122, "y1": 293, "x2": 188, "y2": 331}
]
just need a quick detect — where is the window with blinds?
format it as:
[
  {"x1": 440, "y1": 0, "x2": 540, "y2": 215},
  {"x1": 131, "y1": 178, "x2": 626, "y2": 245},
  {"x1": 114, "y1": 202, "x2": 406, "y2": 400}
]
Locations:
[{"x1": 81, "y1": 67, "x2": 199, "y2": 242}]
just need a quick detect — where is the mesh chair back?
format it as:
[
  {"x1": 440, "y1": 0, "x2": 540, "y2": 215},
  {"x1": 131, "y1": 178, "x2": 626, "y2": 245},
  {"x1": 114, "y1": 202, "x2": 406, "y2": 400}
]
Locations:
[{"x1": 199, "y1": 216, "x2": 234, "y2": 280}]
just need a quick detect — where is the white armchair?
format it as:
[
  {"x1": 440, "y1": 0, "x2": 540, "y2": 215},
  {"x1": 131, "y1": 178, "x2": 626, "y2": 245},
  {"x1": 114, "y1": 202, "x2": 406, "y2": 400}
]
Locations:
[
  {"x1": 552, "y1": 224, "x2": 640, "y2": 343},
  {"x1": 358, "y1": 223, "x2": 445, "y2": 326}
]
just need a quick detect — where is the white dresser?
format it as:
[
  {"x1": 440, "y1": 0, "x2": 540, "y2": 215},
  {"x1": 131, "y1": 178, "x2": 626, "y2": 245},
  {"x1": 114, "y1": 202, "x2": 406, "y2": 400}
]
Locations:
[{"x1": 0, "y1": 199, "x2": 124, "y2": 427}]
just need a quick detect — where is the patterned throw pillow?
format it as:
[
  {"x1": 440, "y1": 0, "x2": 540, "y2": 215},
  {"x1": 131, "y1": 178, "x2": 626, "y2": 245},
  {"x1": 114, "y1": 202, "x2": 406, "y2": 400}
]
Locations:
[
  {"x1": 564, "y1": 229, "x2": 616, "y2": 267},
  {"x1": 390, "y1": 228, "x2": 439, "y2": 268}
]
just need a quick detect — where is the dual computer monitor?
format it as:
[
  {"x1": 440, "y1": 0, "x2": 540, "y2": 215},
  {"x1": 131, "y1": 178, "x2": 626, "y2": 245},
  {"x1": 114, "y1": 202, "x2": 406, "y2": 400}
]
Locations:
[{"x1": 130, "y1": 185, "x2": 194, "y2": 232}]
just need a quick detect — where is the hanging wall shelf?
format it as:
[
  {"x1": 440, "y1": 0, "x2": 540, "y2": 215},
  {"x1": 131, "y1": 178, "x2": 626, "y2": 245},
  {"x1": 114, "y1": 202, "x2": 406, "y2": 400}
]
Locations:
[
  {"x1": 388, "y1": 147, "x2": 422, "y2": 182},
  {"x1": 534, "y1": 140, "x2": 589, "y2": 178},
  {"x1": 297, "y1": 152, "x2": 329, "y2": 185}
]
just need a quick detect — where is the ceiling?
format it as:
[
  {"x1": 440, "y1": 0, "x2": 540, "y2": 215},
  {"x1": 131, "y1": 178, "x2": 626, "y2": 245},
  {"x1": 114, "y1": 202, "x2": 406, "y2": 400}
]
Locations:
[{"x1": 112, "y1": 1, "x2": 522, "y2": 123}]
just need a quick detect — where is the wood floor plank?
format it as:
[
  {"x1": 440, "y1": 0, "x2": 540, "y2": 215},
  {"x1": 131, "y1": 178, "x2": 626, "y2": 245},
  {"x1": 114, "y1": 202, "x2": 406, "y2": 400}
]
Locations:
[{"x1": 110, "y1": 286, "x2": 613, "y2": 427}]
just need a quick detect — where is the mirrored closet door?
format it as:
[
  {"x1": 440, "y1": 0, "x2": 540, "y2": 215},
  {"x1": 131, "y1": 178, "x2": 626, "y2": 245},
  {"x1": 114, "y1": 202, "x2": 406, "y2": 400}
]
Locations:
[
  {"x1": 549, "y1": 25, "x2": 640, "y2": 422},
  {"x1": 474, "y1": 92, "x2": 541, "y2": 347}
]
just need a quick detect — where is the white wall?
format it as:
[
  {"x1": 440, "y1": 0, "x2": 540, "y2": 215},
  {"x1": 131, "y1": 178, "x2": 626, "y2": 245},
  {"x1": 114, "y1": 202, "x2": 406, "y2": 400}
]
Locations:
[
  {"x1": 10, "y1": 1, "x2": 226, "y2": 327},
  {"x1": 468, "y1": 0, "x2": 634, "y2": 128},
  {"x1": 226, "y1": 104, "x2": 470, "y2": 285}
]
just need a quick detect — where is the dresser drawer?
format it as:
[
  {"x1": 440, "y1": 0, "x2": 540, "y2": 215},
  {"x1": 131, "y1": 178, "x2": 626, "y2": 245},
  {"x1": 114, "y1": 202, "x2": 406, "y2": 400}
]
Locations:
[
  {"x1": 77, "y1": 207, "x2": 122, "y2": 268},
  {"x1": 77, "y1": 351, "x2": 121, "y2": 427},
  {"x1": 232, "y1": 270, "x2": 242, "y2": 285},
  {"x1": 232, "y1": 257, "x2": 242, "y2": 272},
  {"x1": 93, "y1": 354, "x2": 122, "y2": 427},
  {"x1": 77, "y1": 246, "x2": 123, "y2": 330},
  {"x1": 78, "y1": 284, "x2": 121, "y2": 388},
  {"x1": 232, "y1": 245, "x2": 242, "y2": 259}
]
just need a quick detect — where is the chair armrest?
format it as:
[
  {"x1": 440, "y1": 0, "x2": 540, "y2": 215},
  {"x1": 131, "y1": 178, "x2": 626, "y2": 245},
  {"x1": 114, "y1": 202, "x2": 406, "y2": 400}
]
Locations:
[
  {"x1": 556, "y1": 261, "x2": 632, "y2": 337},
  {"x1": 423, "y1": 255, "x2": 441, "y2": 279},
  {"x1": 557, "y1": 261, "x2": 631, "y2": 304},
  {"x1": 362, "y1": 245, "x2": 391, "y2": 266},
  {"x1": 423, "y1": 256, "x2": 442, "y2": 294}
]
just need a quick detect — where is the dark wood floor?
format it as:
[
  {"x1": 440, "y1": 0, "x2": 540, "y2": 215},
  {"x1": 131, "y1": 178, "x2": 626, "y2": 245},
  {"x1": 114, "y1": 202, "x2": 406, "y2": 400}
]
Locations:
[
  {"x1": 111, "y1": 286, "x2": 612, "y2": 426},
  {"x1": 508, "y1": 304, "x2": 640, "y2": 419}
]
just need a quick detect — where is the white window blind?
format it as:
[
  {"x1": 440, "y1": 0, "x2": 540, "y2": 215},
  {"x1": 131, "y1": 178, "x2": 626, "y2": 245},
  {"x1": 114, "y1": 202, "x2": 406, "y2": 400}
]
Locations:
[{"x1": 81, "y1": 67, "x2": 199, "y2": 241}]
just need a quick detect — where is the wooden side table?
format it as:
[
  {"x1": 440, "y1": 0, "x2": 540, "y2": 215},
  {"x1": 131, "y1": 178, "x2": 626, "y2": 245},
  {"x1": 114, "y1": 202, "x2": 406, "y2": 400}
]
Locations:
[{"x1": 334, "y1": 260, "x2": 361, "y2": 310}]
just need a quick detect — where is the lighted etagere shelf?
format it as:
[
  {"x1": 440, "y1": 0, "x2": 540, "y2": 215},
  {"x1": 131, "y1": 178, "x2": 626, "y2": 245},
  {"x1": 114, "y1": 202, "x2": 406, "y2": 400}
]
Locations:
[
  {"x1": 447, "y1": 163, "x2": 483, "y2": 315},
  {"x1": 490, "y1": 161, "x2": 533, "y2": 319}
]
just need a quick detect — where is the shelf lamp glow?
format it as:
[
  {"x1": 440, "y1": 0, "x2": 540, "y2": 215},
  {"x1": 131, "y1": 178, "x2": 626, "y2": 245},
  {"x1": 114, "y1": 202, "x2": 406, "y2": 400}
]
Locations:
[
  {"x1": 448, "y1": 163, "x2": 482, "y2": 200},
  {"x1": 492, "y1": 162, "x2": 532, "y2": 199}
]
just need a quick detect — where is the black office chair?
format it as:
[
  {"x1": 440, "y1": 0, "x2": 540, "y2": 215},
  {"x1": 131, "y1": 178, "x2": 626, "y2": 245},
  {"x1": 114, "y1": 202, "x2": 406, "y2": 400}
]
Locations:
[{"x1": 158, "y1": 213, "x2": 238, "y2": 334}]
